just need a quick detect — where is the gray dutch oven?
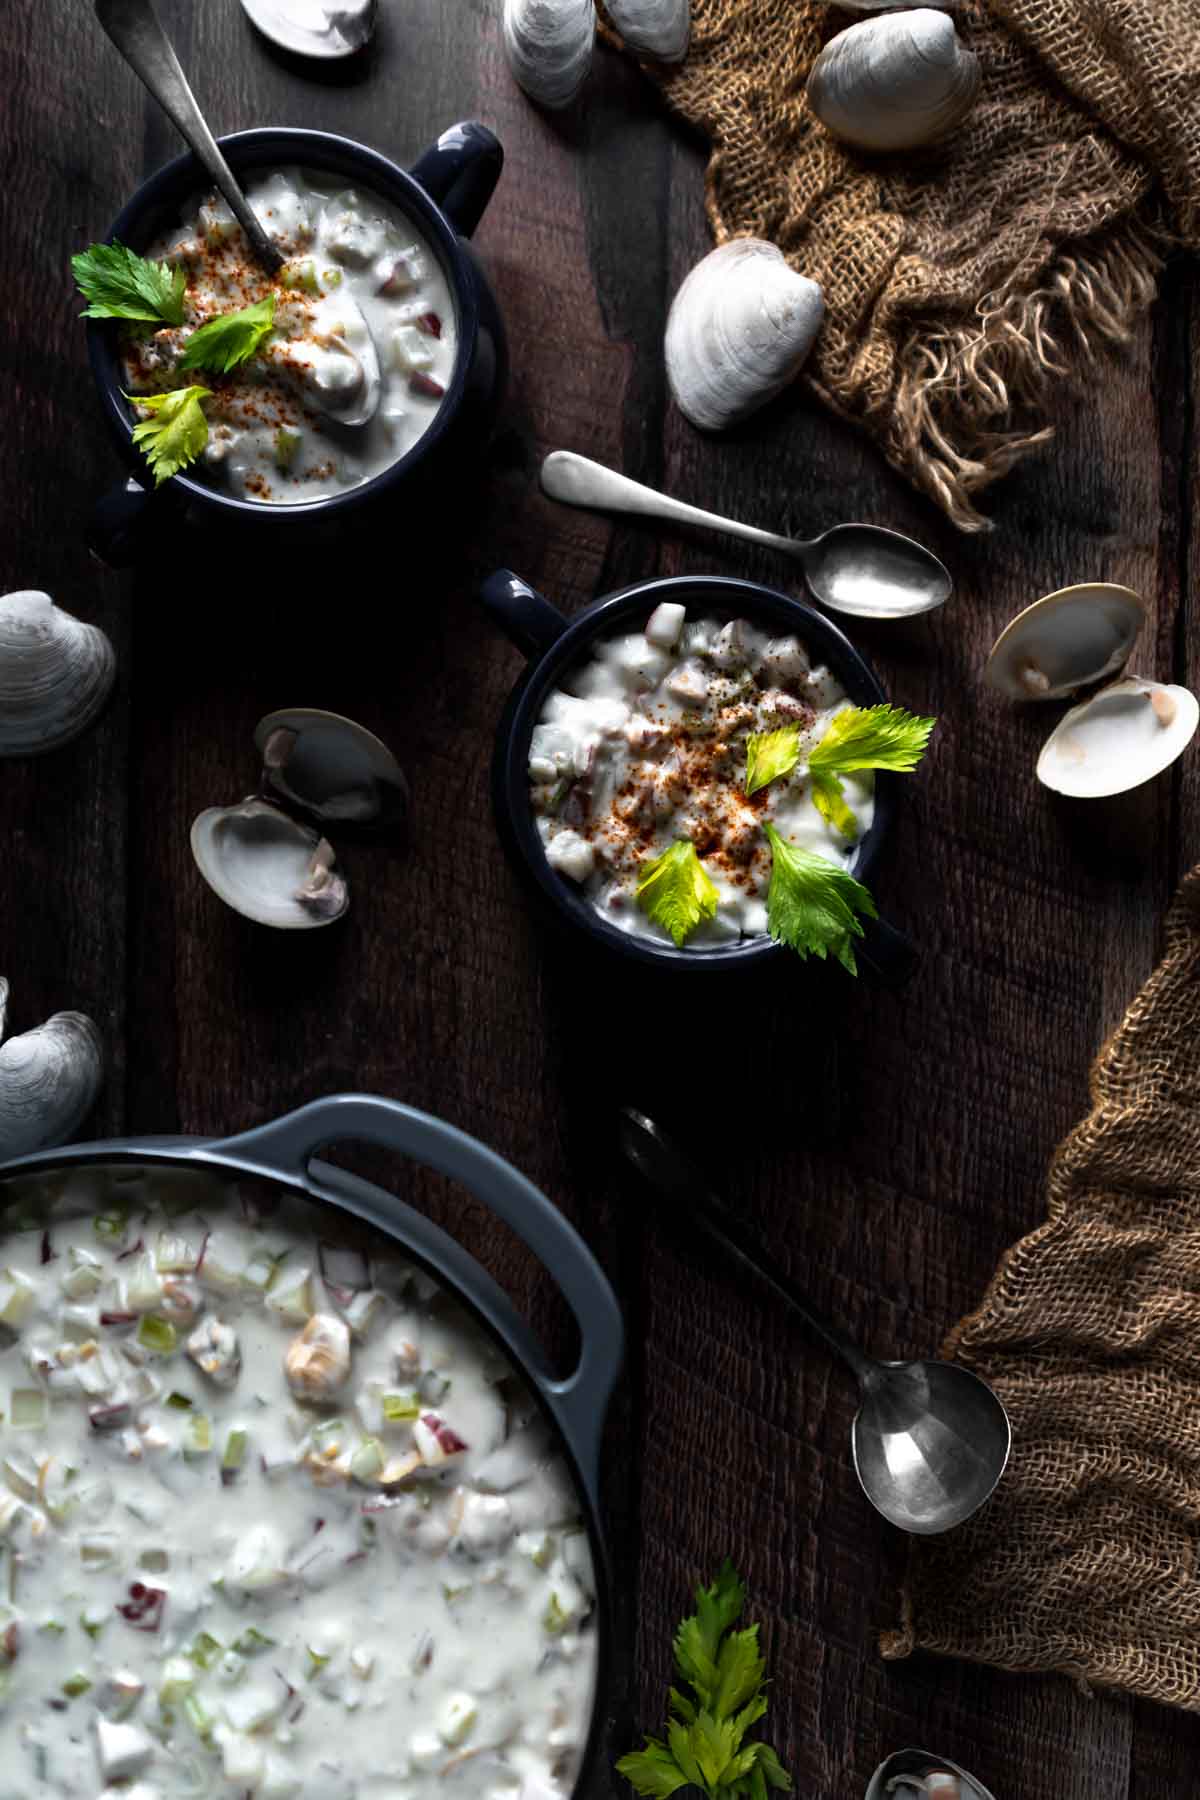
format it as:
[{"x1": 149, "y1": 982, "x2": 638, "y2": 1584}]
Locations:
[{"x1": 0, "y1": 1092, "x2": 623, "y2": 1793}]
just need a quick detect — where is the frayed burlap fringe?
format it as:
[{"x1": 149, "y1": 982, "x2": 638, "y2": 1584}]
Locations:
[
  {"x1": 606, "y1": 0, "x2": 1200, "y2": 531},
  {"x1": 882, "y1": 868, "x2": 1200, "y2": 1711}
]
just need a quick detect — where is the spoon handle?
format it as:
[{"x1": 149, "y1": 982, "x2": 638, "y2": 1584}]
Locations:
[
  {"x1": 619, "y1": 1110, "x2": 875, "y2": 1386},
  {"x1": 541, "y1": 452, "x2": 807, "y2": 562},
  {"x1": 94, "y1": 0, "x2": 284, "y2": 275}
]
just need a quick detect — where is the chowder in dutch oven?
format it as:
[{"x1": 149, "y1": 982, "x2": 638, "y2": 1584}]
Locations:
[{"x1": 0, "y1": 1098, "x2": 617, "y2": 1800}]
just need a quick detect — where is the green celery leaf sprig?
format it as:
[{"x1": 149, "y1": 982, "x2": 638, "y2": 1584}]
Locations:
[
  {"x1": 636, "y1": 840, "x2": 719, "y2": 948},
  {"x1": 179, "y1": 294, "x2": 276, "y2": 374},
  {"x1": 72, "y1": 240, "x2": 186, "y2": 326},
  {"x1": 124, "y1": 386, "x2": 212, "y2": 486},
  {"x1": 744, "y1": 705, "x2": 936, "y2": 842},
  {"x1": 617, "y1": 1560, "x2": 791, "y2": 1800},
  {"x1": 762, "y1": 823, "x2": 877, "y2": 975}
]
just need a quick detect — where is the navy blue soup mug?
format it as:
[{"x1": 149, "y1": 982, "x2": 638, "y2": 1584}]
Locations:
[
  {"x1": 479, "y1": 569, "x2": 918, "y2": 984},
  {"x1": 86, "y1": 122, "x2": 507, "y2": 565}
]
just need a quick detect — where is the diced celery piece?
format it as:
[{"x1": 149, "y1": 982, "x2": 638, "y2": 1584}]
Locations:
[
  {"x1": 155, "y1": 1231, "x2": 198, "y2": 1273},
  {"x1": 38, "y1": 1617, "x2": 65, "y2": 1636},
  {"x1": 160, "y1": 1655, "x2": 196, "y2": 1704},
  {"x1": 221, "y1": 1427, "x2": 247, "y2": 1481},
  {"x1": 241, "y1": 1247, "x2": 278, "y2": 1293},
  {"x1": 188, "y1": 1630, "x2": 223, "y2": 1669},
  {"x1": 61, "y1": 1253, "x2": 103, "y2": 1300},
  {"x1": 322, "y1": 267, "x2": 343, "y2": 287},
  {"x1": 182, "y1": 1691, "x2": 213, "y2": 1740},
  {"x1": 543, "y1": 1593, "x2": 569, "y2": 1634},
  {"x1": 121, "y1": 1251, "x2": 163, "y2": 1312},
  {"x1": 165, "y1": 1391, "x2": 193, "y2": 1410},
  {"x1": 184, "y1": 1414, "x2": 212, "y2": 1459},
  {"x1": 62, "y1": 1671, "x2": 92, "y2": 1698},
  {"x1": 10, "y1": 1390, "x2": 46, "y2": 1430},
  {"x1": 80, "y1": 1608, "x2": 106, "y2": 1639},
  {"x1": 305, "y1": 1646, "x2": 330, "y2": 1679},
  {"x1": 136, "y1": 1315, "x2": 177, "y2": 1355},
  {"x1": 93, "y1": 1209, "x2": 129, "y2": 1241},
  {"x1": 0, "y1": 1270, "x2": 36, "y2": 1327},
  {"x1": 273, "y1": 428, "x2": 302, "y2": 473},
  {"x1": 282, "y1": 258, "x2": 318, "y2": 294},
  {"x1": 381, "y1": 1389, "x2": 419, "y2": 1423},
  {"x1": 232, "y1": 1626, "x2": 275, "y2": 1657},
  {"x1": 349, "y1": 1437, "x2": 383, "y2": 1484}
]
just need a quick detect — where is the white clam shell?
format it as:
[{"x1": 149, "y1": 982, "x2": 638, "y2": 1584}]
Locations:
[
  {"x1": 1037, "y1": 678, "x2": 1199, "y2": 799},
  {"x1": 191, "y1": 799, "x2": 349, "y2": 930},
  {"x1": 866, "y1": 1749, "x2": 994, "y2": 1800},
  {"x1": 805, "y1": 9, "x2": 980, "y2": 152},
  {"x1": 605, "y1": 0, "x2": 689, "y2": 62},
  {"x1": 0, "y1": 992, "x2": 104, "y2": 1162},
  {"x1": 503, "y1": 0, "x2": 595, "y2": 109},
  {"x1": 665, "y1": 239, "x2": 824, "y2": 432},
  {"x1": 0, "y1": 591, "x2": 115, "y2": 757},
  {"x1": 238, "y1": 0, "x2": 376, "y2": 59},
  {"x1": 985, "y1": 583, "x2": 1145, "y2": 702}
]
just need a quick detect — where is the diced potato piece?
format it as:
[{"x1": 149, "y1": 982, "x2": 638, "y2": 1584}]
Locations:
[
  {"x1": 545, "y1": 831, "x2": 595, "y2": 884},
  {"x1": 94, "y1": 1718, "x2": 154, "y2": 1782},
  {"x1": 644, "y1": 602, "x2": 686, "y2": 649}
]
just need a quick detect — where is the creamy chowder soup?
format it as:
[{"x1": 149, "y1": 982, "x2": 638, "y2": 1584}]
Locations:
[
  {"x1": 123, "y1": 169, "x2": 457, "y2": 503},
  {"x1": 0, "y1": 1167, "x2": 596, "y2": 1800},
  {"x1": 529, "y1": 604, "x2": 874, "y2": 946}
]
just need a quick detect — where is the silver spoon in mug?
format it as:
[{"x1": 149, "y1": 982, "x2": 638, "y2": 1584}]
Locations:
[
  {"x1": 542, "y1": 451, "x2": 952, "y2": 621},
  {"x1": 619, "y1": 1108, "x2": 1011, "y2": 1535},
  {"x1": 93, "y1": 0, "x2": 382, "y2": 425}
]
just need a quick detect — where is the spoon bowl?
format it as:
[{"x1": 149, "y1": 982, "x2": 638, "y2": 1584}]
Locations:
[
  {"x1": 541, "y1": 451, "x2": 952, "y2": 621},
  {"x1": 619, "y1": 1108, "x2": 1011, "y2": 1536}
]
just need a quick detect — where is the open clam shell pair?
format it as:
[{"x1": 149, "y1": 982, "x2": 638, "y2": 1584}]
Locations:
[
  {"x1": 0, "y1": 979, "x2": 105, "y2": 1162},
  {"x1": 985, "y1": 584, "x2": 1198, "y2": 799},
  {"x1": 238, "y1": 0, "x2": 376, "y2": 60},
  {"x1": 191, "y1": 709, "x2": 408, "y2": 931},
  {"x1": 866, "y1": 1749, "x2": 995, "y2": 1800}
]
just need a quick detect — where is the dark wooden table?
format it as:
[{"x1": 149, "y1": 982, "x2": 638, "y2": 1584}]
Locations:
[{"x1": 5, "y1": 2, "x2": 1200, "y2": 1794}]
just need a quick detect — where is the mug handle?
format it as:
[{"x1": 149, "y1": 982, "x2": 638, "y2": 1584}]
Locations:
[
  {"x1": 856, "y1": 915, "x2": 919, "y2": 988},
  {"x1": 409, "y1": 121, "x2": 503, "y2": 241},
  {"x1": 478, "y1": 569, "x2": 569, "y2": 658},
  {"x1": 88, "y1": 476, "x2": 165, "y2": 568},
  {"x1": 203, "y1": 1094, "x2": 622, "y2": 1507}
]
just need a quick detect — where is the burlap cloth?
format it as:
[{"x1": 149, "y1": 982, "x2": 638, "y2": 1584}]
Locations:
[
  {"x1": 603, "y1": 0, "x2": 1200, "y2": 530},
  {"x1": 879, "y1": 868, "x2": 1200, "y2": 1708}
]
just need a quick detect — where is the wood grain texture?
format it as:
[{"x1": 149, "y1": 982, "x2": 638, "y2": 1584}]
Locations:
[{"x1": 2, "y1": 1, "x2": 1199, "y2": 1795}]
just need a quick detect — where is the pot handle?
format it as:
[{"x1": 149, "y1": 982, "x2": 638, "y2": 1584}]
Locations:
[
  {"x1": 207, "y1": 1094, "x2": 622, "y2": 1505},
  {"x1": 856, "y1": 915, "x2": 919, "y2": 988},
  {"x1": 479, "y1": 569, "x2": 569, "y2": 658},
  {"x1": 408, "y1": 121, "x2": 503, "y2": 241},
  {"x1": 88, "y1": 476, "x2": 163, "y2": 568}
]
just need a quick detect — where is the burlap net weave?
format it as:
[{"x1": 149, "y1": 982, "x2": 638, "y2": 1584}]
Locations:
[
  {"x1": 879, "y1": 869, "x2": 1200, "y2": 1708},
  {"x1": 606, "y1": 0, "x2": 1200, "y2": 531}
]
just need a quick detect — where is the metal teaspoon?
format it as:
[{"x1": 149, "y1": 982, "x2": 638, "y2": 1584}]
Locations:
[
  {"x1": 542, "y1": 451, "x2": 953, "y2": 621},
  {"x1": 95, "y1": 0, "x2": 284, "y2": 275},
  {"x1": 619, "y1": 1108, "x2": 1011, "y2": 1536},
  {"x1": 94, "y1": 0, "x2": 383, "y2": 426}
]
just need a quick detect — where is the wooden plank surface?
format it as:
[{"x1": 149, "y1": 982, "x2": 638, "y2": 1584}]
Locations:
[{"x1": 2, "y1": 1, "x2": 1199, "y2": 1795}]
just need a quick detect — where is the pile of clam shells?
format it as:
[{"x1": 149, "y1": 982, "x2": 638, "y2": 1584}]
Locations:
[
  {"x1": 502, "y1": 0, "x2": 689, "y2": 111},
  {"x1": 192, "y1": 709, "x2": 408, "y2": 930},
  {"x1": 985, "y1": 583, "x2": 1198, "y2": 799}
]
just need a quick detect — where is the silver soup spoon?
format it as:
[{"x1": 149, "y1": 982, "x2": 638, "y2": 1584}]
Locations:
[
  {"x1": 619, "y1": 1108, "x2": 1011, "y2": 1536},
  {"x1": 542, "y1": 451, "x2": 952, "y2": 620},
  {"x1": 94, "y1": 0, "x2": 381, "y2": 425}
]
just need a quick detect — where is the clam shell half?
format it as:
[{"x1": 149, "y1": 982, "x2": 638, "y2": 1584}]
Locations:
[
  {"x1": 805, "y1": 9, "x2": 980, "y2": 153},
  {"x1": 503, "y1": 0, "x2": 596, "y2": 110},
  {"x1": 665, "y1": 239, "x2": 824, "y2": 432},
  {"x1": 985, "y1": 582, "x2": 1145, "y2": 701},
  {"x1": 1036, "y1": 678, "x2": 1199, "y2": 799},
  {"x1": 238, "y1": 0, "x2": 376, "y2": 59},
  {"x1": 191, "y1": 799, "x2": 349, "y2": 930},
  {"x1": 254, "y1": 708, "x2": 409, "y2": 835},
  {"x1": 0, "y1": 591, "x2": 116, "y2": 758},
  {"x1": 0, "y1": 994, "x2": 105, "y2": 1162},
  {"x1": 865, "y1": 1748, "x2": 995, "y2": 1800},
  {"x1": 604, "y1": 0, "x2": 689, "y2": 62}
]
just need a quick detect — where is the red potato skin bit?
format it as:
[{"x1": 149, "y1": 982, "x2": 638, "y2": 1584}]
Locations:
[
  {"x1": 420, "y1": 1412, "x2": 467, "y2": 1455},
  {"x1": 408, "y1": 372, "x2": 445, "y2": 399},
  {"x1": 117, "y1": 1581, "x2": 165, "y2": 1630},
  {"x1": 416, "y1": 312, "x2": 442, "y2": 338}
]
